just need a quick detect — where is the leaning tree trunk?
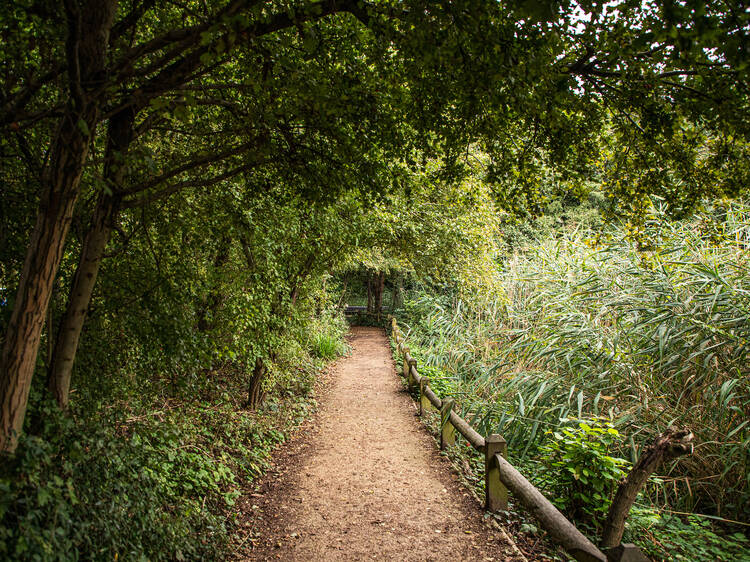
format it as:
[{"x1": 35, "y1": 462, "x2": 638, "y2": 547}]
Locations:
[
  {"x1": 47, "y1": 193, "x2": 120, "y2": 409},
  {"x1": 246, "y1": 357, "x2": 267, "y2": 409},
  {"x1": 1, "y1": 116, "x2": 102, "y2": 451},
  {"x1": 46, "y1": 285, "x2": 55, "y2": 367},
  {"x1": 0, "y1": 0, "x2": 116, "y2": 452},
  {"x1": 47, "y1": 107, "x2": 134, "y2": 410},
  {"x1": 601, "y1": 427, "x2": 694, "y2": 549}
]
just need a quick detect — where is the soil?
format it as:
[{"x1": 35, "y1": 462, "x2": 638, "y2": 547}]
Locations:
[{"x1": 237, "y1": 327, "x2": 525, "y2": 561}]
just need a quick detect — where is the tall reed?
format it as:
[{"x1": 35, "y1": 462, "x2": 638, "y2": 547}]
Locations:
[{"x1": 401, "y1": 202, "x2": 750, "y2": 520}]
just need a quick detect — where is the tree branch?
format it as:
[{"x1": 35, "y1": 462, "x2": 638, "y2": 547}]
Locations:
[
  {"x1": 602, "y1": 428, "x2": 694, "y2": 549},
  {"x1": 121, "y1": 158, "x2": 269, "y2": 209},
  {"x1": 63, "y1": 0, "x2": 85, "y2": 109},
  {"x1": 109, "y1": 0, "x2": 371, "y2": 116},
  {"x1": 122, "y1": 136, "x2": 265, "y2": 195}
]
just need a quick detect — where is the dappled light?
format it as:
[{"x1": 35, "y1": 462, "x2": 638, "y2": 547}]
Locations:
[{"x1": 1, "y1": 1, "x2": 748, "y2": 560}]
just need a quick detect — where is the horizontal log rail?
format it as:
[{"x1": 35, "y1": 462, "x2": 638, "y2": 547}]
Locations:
[
  {"x1": 389, "y1": 317, "x2": 649, "y2": 562},
  {"x1": 344, "y1": 305, "x2": 388, "y2": 314},
  {"x1": 406, "y1": 357, "x2": 487, "y2": 451}
]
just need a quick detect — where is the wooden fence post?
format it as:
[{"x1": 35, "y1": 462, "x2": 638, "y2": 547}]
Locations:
[
  {"x1": 419, "y1": 377, "x2": 432, "y2": 415},
  {"x1": 485, "y1": 434, "x2": 508, "y2": 511},
  {"x1": 402, "y1": 348, "x2": 410, "y2": 379},
  {"x1": 407, "y1": 358, "x2": 417, "y2": 389},
  {"x1": 440, "y1": 398, "x2": 456, "y2": 450}
]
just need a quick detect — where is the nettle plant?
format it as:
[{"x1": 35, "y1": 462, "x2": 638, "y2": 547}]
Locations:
[{"x1": 537, "y1": 417, "x2": 629, "y2": 529}]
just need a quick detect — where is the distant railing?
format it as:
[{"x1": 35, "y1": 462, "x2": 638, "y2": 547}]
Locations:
[
  {"x1": 389, "y1": 317, "x2": 649, "y2": 562},
  {"x1": 344, "y1": 305, "x2": 387, "y2": 315}
]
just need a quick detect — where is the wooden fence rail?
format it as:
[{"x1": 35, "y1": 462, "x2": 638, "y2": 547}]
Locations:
[{"x1": 389, "y1": 318, "x2": 649, "y2": 562}]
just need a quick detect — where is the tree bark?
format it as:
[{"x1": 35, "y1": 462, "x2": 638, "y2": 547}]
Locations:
[
  {"x1": 0, "y1": 117, "x2": 100, "y2": 450},
  {"x1": 46, "y1": 287, "x2": 55, "y2": 367},
  {"x1": 366, "y1": 274, "x2": 374, "y2": 313},
  {"x1": 245, "y1": 356, "x2": 267, "y2": 409},
  {"x1": 601, "y1": 428, "x2": 694, "y2": 549},
  {"x1": 373, "y1": 271, "x2": 385, "y2": 320},
  {"x1": 47, "y1": 194, "x2": 120, "y2": 408},
  {"x1": 47, "y1": 107, "x2": 134, "y2": 410},
  {"x1": 0, "y1": 0, "x2": 116, "y2": 452}
]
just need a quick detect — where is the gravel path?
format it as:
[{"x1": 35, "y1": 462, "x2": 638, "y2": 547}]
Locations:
[{"x1": 244, "y1": 327, "x2": 522, "y2": 561}]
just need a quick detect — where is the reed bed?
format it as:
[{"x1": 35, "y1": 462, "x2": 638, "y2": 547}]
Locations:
[{"x1": 401, "y1": 203, "x2": 750, "y2": 522}]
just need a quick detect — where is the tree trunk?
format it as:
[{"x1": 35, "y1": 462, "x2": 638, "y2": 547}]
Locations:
[
  {"x1": 391, "y1": 274, "x2": 403, "y2": 310},
  {"x1": 47, "y1": 107, "x2": 134, "y2": 410},
  {"x1": 366, "y1": 274, "x2": 374, "y2": 313},
  {"x1": 196, "y1": 235, "x2": 231, "y2": 333},
  {"x1": 1, "y1": 120, "x2": 98, "y2": 450},
  {"x1": 601, "y1": 428, "x2": 694, "y2": 549},
  {"x1": 46, "y1": 287, "x2": 55, "y2": 367},
  {"x1": 0, "y1": 0, "x2": 116, "y2": 452},
  {"x1": 337, "y1": 277, "x2": 348, "y2": 308},
  {"x1": 373, "y1": 271, "x2": 385, "y2": 320},
  {"x1": 245, "y1": 357, "x2": 267, "y2": 409},
  {"x1": 47, "y1": 193, "x2": 120, "y2": 409}
]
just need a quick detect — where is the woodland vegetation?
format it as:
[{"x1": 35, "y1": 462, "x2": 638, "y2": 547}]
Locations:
[
  {"x1": 0, "y1": 0, "x2": 749, "y2": 559},
  {"x1": 398, "y1": 198, "x2": 750, "y2": 560}
]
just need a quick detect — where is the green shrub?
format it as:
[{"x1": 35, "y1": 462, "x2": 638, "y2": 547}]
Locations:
[
  {"x1": 535, "y1": 417, "x2": 629, "y2": 528},
  {"x1": 0, "y1": 406, "x2": 231, "y2": 561},
  {"x1": 0, "y1": 364, "x2": 324, "y2": 562},
  {"x1": 626, "y1": 507, "x2": 750, "y2": 561},
  {"x1": 413, "y1": 364, "x2": 457, "y2": 397},
  {"x1": 312, "y1": 332, "x2": 345, "y2": 359},
  {"x1": 309, "y1": 311, "x2": 348, "y2": 359}
]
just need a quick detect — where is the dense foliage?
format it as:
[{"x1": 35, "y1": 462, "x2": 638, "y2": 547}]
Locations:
[
  {"x1": 0, "y1": 267, "x2": 347, "y2": 559},
  {"x1": 397, "y1": 201, "x2": 750, "y2": 560},
  {"x1": 2, "y1": 0, "x2": 750, "y2": 559}
]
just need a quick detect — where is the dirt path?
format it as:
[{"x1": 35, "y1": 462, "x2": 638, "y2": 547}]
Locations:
[{"x1": 243, "y1": 327, "x2": 522, "y2": 561}]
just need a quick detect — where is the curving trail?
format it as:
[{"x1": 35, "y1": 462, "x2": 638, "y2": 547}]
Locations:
[{"x1": 242, "y1": 327, "x2": 522, "y2": 561}]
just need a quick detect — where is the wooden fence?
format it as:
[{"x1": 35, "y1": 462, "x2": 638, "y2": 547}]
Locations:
[{"x1": 389, "y1": 318, "x2": 649, "y2": 562}]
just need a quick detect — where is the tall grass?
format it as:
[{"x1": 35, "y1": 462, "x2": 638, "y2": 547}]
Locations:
[
  {"x1": 308, "y1": 311, "x2": 349, "y2": 360},
  {"x1": 400, "y1": 202, "x2": 750, "y2": 521}
]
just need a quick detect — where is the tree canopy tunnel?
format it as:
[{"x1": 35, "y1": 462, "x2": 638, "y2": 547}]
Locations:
[
  {"x1": 337, "y1": 269, "x2": 406, "y2": 318},
  {"x1": 1, "y1": 0, "x2": 749, "y2": 456}
]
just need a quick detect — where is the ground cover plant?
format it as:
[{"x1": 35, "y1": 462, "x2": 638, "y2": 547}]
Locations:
[
  {"x1": 0, "y1": 306, "x2": 345, "y2": 560},
  {"x1": 396, "y1": 201, "x2": 750, "y2": 560}
]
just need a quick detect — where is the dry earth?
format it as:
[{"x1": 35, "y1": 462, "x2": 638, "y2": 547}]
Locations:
[{"x1": 239, "y1": 327, "x2": 525, "y2": 561}]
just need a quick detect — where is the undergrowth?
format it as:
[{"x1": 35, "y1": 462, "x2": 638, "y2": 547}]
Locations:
[
  {"x1": 309, "y1": 311, "x2": 349, "y2": 359},
  {"x1": 0, "y1": 313, "x2": 347, "y2": 560}
]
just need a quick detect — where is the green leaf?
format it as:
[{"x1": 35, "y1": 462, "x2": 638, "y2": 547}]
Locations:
[{"x1": 76, "y1": 118, "x2": 90, "y2": 137}]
